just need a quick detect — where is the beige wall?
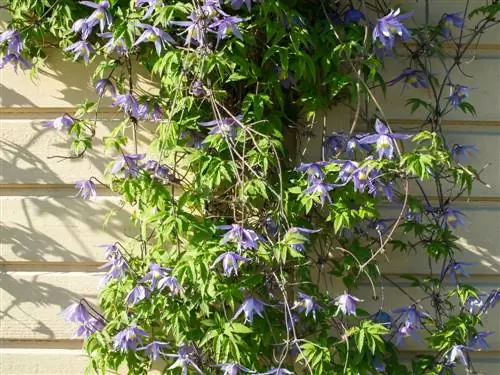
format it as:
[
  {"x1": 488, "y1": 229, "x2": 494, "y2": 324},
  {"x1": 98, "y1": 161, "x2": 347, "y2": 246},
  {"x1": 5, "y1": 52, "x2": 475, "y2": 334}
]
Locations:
[{"x1": 1, "y1": 0, "x2": 499, "y2": 373}]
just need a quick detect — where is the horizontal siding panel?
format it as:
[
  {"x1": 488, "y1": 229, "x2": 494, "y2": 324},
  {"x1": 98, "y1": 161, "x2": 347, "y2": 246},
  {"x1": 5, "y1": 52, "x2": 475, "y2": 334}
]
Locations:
[
  {"x1": 0, "y1": 349, "x2": 93, "y2": 375},
  {"x1": 0, "y1": 195, "x2": 131, "y2": 263},
  {"x1": 0, "y1": 272, "x2": 100, "y2": 340},
  {"x1": 381, "y1": 202, "x2": 500, "y2": 275},
  {"x1": 357, "y1": 280, "x2": 500, "y2": 351},
  {"x1": 377, "y1": 58, "x2": 500, "y2": 122},
  {"x1": 0, "y1": 118, "x2": 155, "y2": 184}
]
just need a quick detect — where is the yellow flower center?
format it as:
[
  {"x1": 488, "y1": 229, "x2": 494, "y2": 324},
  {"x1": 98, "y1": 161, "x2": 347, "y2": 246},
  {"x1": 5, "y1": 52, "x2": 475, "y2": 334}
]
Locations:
[{"x1": 148, "y1": 33, "x2": 157, "y2": 42}]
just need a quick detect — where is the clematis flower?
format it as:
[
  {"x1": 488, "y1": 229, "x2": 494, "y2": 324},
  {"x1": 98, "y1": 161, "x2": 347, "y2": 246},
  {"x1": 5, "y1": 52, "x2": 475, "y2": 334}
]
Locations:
[
  {"x1": 111, "y1": 153, "x2": 145, "y2": 178},
  {"x1": 389, "y1": 68, "x2": 428, "y2": 89},
  {"x1": 450, "y1": 144, "x2": 478, "y2": 162},
  {"x1": 44, "y1": 114, "x2": 75, "y2": 131},
  {"x1": 198, "y1": 115, "x2": 243, "y2": 139},
  {"x1": 125, "y1": 285, "x2": 150, "y2": 305},
  {"x1": 75, "y1": 179, "x2": 97, "y2": 200},
  {"x1": 334, "y1": 292, "x2": 362, "y2": 316},
  {"x1": 72, "y1": 18, "x2": 93, "y2": 40},
  {"x1": 136, "y1": 0, "x2": 164, "y2": 19},
  {"x1": 465, "y1": 295, "x2": 484, "y2": 314},
  {"x1": 469, "y1": 332, "x2": 494, "y2": 350},
  {"x1": 113, "y1": 92, "x2": 140, "y2": 117},
  {"x1": 134, "y1": 24, "x2": 176, "y2": 55},
  {"x1": 302, "y1": 177, "x2": 336, "y2": 206},
  {"x1": 95, "y1": 78, "x2": 116, "y2": 97},
  {"x1": 344, "y1": 9, "x2": 365, "y2": 24},
  {"x1": 99, "y1": 32, "x2": 128, "y2": 55},
  {"x1": 323, "y1": 132, "x2": 348, "y2": 156},
  {"x1": 216, "y1": 363, "x2": 253, "y2": 375},
  {"x1": 212, "y1": 251, "x2": 249, "y2": 276},
  {"x1": 334, "y1": 160, "x2": 359, "y2": 183},
  {"x1": 113, "y1": 323, "x2": 149, "y2": 352},
  {"x1": 393, "y1": 305, "x2": 430, "y2": 329},
  {"x1": 165, "y1": 345, "x2": 203, "y2": 374},
  {"x1": 140, "y1": 263, "x2": 172, "y2": 290},
  {"x1": 233, "y1": 297, "x2": 265, "y2": 324},
  {"x1": 296, "y1": 161, "x2": 330, "y2": 179},
  {"x1": 352, "y1": 166, "x2": 377, "y2": 194},
  {"x1": 231, "y1": 0, "x2": 260, "y2": 11},
  {"x1": 138, "y1": 101, "x2": 163, "y2": 121},
  {"x1": 79, "y1": 1, "x2": 112, "y2": 33},
  {"x1": 99, "y1": 243, "x2": 120, "y2": 260},
  {"x1": 64, "y1": 40, "x2": 94, "y2": 64},
  {"x1": 442, "y1": 207, "x2": 465, "y2": 229},
  {"x1": 0, "y1": 53, "x2": 31, "y2": 72},
  {"x1": 61, "y1": 302, "x2": 91, "y2": 323},
  {"x1": 445, "y1": 261, "x2": 476, "y2": 284},
  {"x1": 445, "y1": 345, "x2": 471, "y2": 366},
  {"x1": 98, "y1": 256, "x2": 128, "y2": 286},
  {"x1": 158, "y1": 275, "x2": 182, "y2": 296},
  {"x1": 373, "y1": 9, "x2": 413, "y2": 55},
  {"x1": 484, "y1": 289, "x2": 500, "y2": 310},
  {"x1": 217, "y1": 224, "x2": 261, "y2": 251},
  {"x1": 211, "y1": 16, "x2": 244, "y2": 46},
  {"x1": 294, "y1": 292, "x2": 319, "y2": 320},
  {"x1": 372, "y1": 310, "x2": 392, "y2": 328},
  {"x1": 75, "y1": 316, "x2": 105, "y2": 338},
  {"x1": 448, "y1": 85, "x2": 469, "y2": 109},
  {"x1": 395, "y1": 322, "x2": 419, "y2": 346},
  {"x1": 441, "y1": 13, "x2": 464, "y2": 39},
  {"x1": 0, "y1": 29, "x2": 22, "y2": 55},
  {"x1": 285, "y1": 227, "x2": 320, "y2": 252},
  {"x1": 140, "y1": 340, "x2": 169, "y2": 361},
  {"x1": 359, "y1": 119, "x2": 411, "y2": 159},
  {"x1": 190, "y1": 80, "x2": 206, "y2": 96}
]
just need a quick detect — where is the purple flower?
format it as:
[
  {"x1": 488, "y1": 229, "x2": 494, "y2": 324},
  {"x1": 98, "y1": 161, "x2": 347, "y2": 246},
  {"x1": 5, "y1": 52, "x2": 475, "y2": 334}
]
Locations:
[
  {"x1": 445, "y1": 261, "x2": 476, "y2": 284},
  {"x1": 217, "y1": 224, "x2": 260, "y2": 251},
  {"x1": 95, "y1": 79, "x2": 116, "y2": 97},
  {"x1": 75, "y1": 179, "x2": 97, "y2": 200},
  {"x1": 212, "y1": 251, "x2": 249, "y2": 276},
  {"x1": 113, "y1": 323, "x2": 149, "y2": 352},
  {"x1": 190, "y1": 80, "x2": 206, "y2": 96},
  {"x1": 294, "y1": 292, "x2": 319, "y2": 320},
  {"x1": 211, "y1": 16, "x2": 244, "y2": 46},
  {"x1": 99, "y1": 32, "x2": 128, "y2": 55},
  {"x1": 450, "y1": 144, "x2": 478, "y2": 162},
  {"x1": 44, "y1": 114, "x2": 75, "y2": 131},
  {"x1": 99, "y1": 243, "x2": 120, "y2": 260},
  {"x1": 98, "y1": 256, "x2": 128, "y2": 286},
  {"x1": 446, "y1": 345, "x2": 471, "y2": 366},
  {"x1": 395, "y1": 322, "x2": 419, "y2": 346},
  {"x1": 373, "y1": 9, "x2": 413, "y2": 55},
  {"x1": 393, "y1": 305, "x2": 430, "y2": 329},
  {"x1": 258, "y1": 368, "x2": 294, "y2": 375},
  {"x1": 359, "y1": 119, "x2": 411, "y2": 159},
  {"x1": 166, "y1": 345, "x2": 203, "y2": 374},
  {"x1": 134, "y1": 24, "x2": 175, "y2": 56},
  {"x1": 296, "y1": 161, "x2": 330, "y2": 179},
  {"x1": 136, "y1": 0, "x2": 164, "y2": 19},
  {"x1": 285, "y1": 227, "x2": 320, "y2": 252},
  {"x1": 302, "y1": 177, "x2": 336, "y2": 206},
  {"x1": 441, "y1": 13, "x2": 464, "y2": 39},
  {"x1": 334, "y1": 160, "x2": 359, "y2": 183},
  {"x1": 143, "y1": 160, "x2": 174, "y2": 181},
  {"x1": 324, "y1": 132, "x2": 348, "y2": 156},
  {"x1": 75, "y1": 317, "x2": 105, "y2": 338},
  {"x1": 198, "y1": 115, "x2": 243, "y2": 139},
  {"x1": 216, "y1": 363, "x2": 253, "y2": 375},
  {"x1": 64, "y1": 41, "x2": 94, "y2": 64},
  {"x1": 344, "y1": 9, "x2": 365, "y2": 24},
  {"x1": 140, "y1": 263, "x2": 171, "y2": 290},
  {"x1": 140, "y1": 340, "x2": 169, "y2": 361},
  {"x1": 448, "y1": 85, "x2": 469, "y2": 109},
  {"x1": 465, "y1": 295, "x2": 484, "y2": 314},
  {"x1": 111, "y1": 153, "x2": 145, "y2": 178},
  {"x1": 158, "y1": 275, "x2": 182, "y2": 296},
  {"x1": 334, "y1": 292, "x2": 362, "y2": 316},
  {"x1": 484, "y1": 289, "x2": 500, "y2": 310},
  {"x1": 0, "y1": 29, "x2": 23, "y2": 55},
  {"x1": 469, "y1": 332, "x2": 494, "y2": 350},
  {"x1": 125, "y1": 285, "x2": 151, "y2": 305},
  {"x1": 233, "y1": 297, "x2": 265, "y2": 324},
  {"x1": 442, "y1": 207, "x2": 465, "y2": 229},
  {"x1": 113, "y1": 92, "x2": 140, "y2": 117},
  {"x1": 138, "y1": 101, "x2": 163, "y2": 121},
  {"x1": 71, "y1": 19, "x2": 93, "y2": 40},
  {"x1": 60, "y1": 302, "x2": 90, "y2": 323},
  {"x1": 389, "y1": 68, "x2": 428, "y2": 89},
  {"x1": 0, "y1": 53, "x2": 31, "y2": 72},
  {"x1": 351, "y1": 166, "x2": 376, "y2": 194},
  {"x1": 231, "y1": 0, "x2": 260, "y2": 11},
  {"x1": 79, "y1": 1, "x2": 112, "y2": 33}
]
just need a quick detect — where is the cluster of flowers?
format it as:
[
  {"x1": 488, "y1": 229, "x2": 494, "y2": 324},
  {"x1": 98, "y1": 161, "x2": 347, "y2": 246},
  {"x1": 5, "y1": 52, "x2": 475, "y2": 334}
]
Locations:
[{"x1": 0, "y1": 29, "x2": 30, "y2": 72}]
